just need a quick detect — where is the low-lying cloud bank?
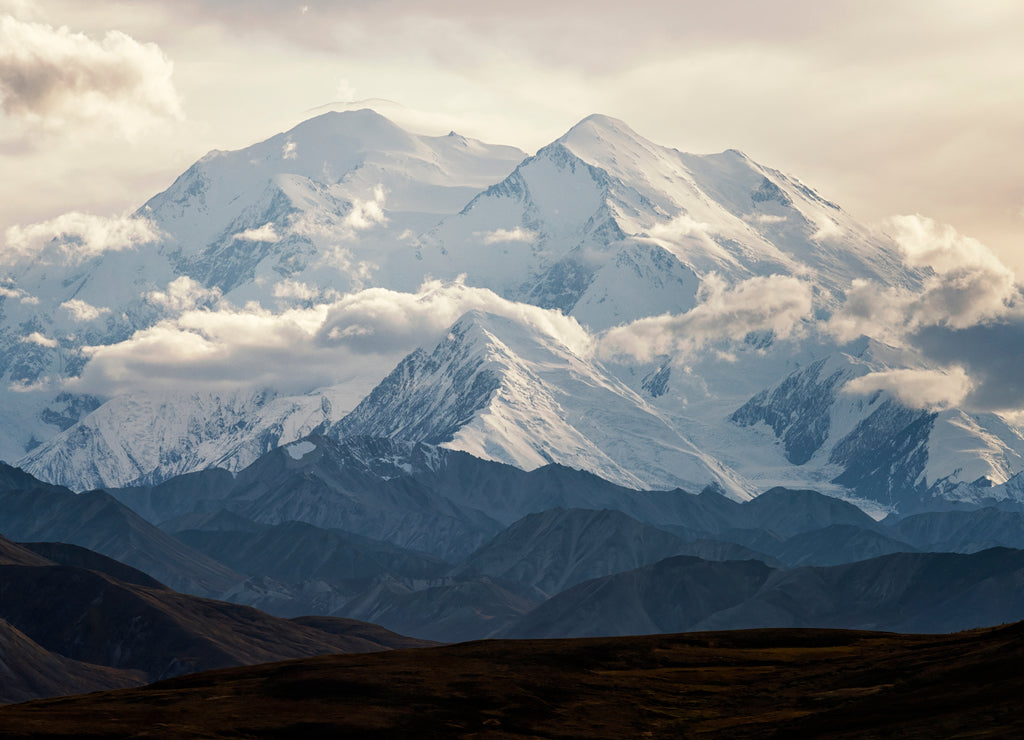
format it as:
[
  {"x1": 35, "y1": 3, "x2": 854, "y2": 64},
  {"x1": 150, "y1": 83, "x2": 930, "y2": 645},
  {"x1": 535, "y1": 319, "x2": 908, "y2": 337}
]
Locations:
[
  {"x1": 598, "y1": 273, "x2": 814, "y2": 363},
  {"x1": 67, "y1": 277, "x2": 594, "y2": 397},
  {"x1": 834, "y1": 215, "x2": 1023, "y2": 415}
]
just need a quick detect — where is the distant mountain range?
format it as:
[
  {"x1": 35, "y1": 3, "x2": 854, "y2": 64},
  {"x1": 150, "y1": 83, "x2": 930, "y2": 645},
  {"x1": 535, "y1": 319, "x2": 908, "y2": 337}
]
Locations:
[
  {"x1": 2, "y1": 109, "x2": 1021, "y2": 516},
  {"x1": 5, "y1": 435, "x2": 1024, "y2": 647}
]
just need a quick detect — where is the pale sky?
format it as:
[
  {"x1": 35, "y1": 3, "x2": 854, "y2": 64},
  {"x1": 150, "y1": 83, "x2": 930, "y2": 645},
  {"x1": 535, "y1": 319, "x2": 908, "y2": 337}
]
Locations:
[{"x1": 1, "y1": 0, "x2": 1022, "y2": 273}]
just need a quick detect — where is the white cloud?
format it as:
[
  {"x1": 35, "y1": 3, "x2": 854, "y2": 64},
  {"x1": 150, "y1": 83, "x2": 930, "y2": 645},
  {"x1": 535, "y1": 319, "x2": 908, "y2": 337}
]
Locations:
[
  {"x1": 648, "y1": 214, "x2": 713, "y2": 241},
  {"x1": 67, "y1": 278, "x2": 592, "y2": 396},
  {"x1": 3, "y1": 211, "x2": 161, "y2": 264},
  {"x1": 289, "y1": 185, "x2": 387, "y2": 248},
  {"x1": 828, "y1": 216, "x2": 1020, "y2": 343},
  {"x1": 747, "y1": 213, "x2": 787, "y2": 225},
  {"x1": 318, "y1": 276, "x2": 594, "y2": 357},
  {"x1": 21, "y1": 331, "x2": 57, "y2": 347},
  {"x1": 0, "y1": 15, "x2": 182, "y2": 137},
  {"x1": 810, "y1": 214, "x2": 843, "y2": 241},
  {"x1": 273, "y1": 279, "x2": 319, "y2": 301},
  {"x1": 598, "y1": 273, "x2": 814, "y2": 363},
  {"x1": 61, "y1": 298, "x2": 110, "y2": 322},
  {"x1": 147, "y1": 276, "x2": 221, "y2": 312},
  {"x1": 232, "y1": 222, "x2": 280, "y2": 243},
  {"x1": 843, "y1": 367, "x2": 974, "y2": 411},
  {"x1": 316, "y1": 246, "x2": 379, "y2": 288},
  {"x1": 0, "y1": 283, "x2": 36, "y2": 303},
  {"x1": 342, "y1": 184, "x2": 387, "y2": 232},
  {"x1": 479, "y1": 227, "x2": 537, "y2": 245},
  {"x1": 282, "y1": 139, "x2": 297, "y2": 160}
]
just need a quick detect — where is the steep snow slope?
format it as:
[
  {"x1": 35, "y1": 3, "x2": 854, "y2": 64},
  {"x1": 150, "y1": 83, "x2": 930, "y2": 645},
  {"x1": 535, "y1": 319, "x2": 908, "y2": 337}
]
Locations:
[
  {"x1": 335, "y1": 310, "x2": 754, "y2": 498},
  {"x1": 418, "y1": 114, "x2": 919, "y2": 329},
  {"x1": 0, "y1": 110, "x2": 526, "y2": 462},
  {"x1": 19, "y1": 388, "x2": 350, "y2": 490}
]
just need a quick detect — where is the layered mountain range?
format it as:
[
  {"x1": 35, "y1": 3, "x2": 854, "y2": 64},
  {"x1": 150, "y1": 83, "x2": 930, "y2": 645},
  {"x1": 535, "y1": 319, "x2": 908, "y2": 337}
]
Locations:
[{"x1": 2, "y1": 108, "x2": 1022, "y2": 517}]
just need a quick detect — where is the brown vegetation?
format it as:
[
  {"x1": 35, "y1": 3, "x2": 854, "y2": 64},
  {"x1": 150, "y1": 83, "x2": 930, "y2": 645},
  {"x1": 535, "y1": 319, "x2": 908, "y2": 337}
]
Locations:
[{"x1": 1, "y1": 622, "x2": 1022, "y2": 738}]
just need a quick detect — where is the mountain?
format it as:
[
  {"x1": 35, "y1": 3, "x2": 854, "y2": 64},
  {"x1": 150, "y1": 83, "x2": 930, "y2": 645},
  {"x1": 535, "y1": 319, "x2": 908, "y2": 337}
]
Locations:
[
  {"x1": 454, "y1": 508, "x2": 696, "y2": 598},
  {"x1": 4, "y1": 109, "x2": 1022, "y2": 515},
  {"x1": 0, "y1": 618, "x2": 144, "y2": 705},
  {"x1": 504, "y1": 548, "x2": 1024, "y2": 639},
  {"x1": 0, "y1": 109, "x2": 526, "y2": 465},
  {"x1": 889, "y1": 507, "x2": 1024, "y2": 553},
  {"x1": 0, "y1": 533, "x2": 433, "y2": 703},
  {"x1": 503, "y1": 556, "x2": 773, "y2": 639},
  {"x1": 730, "y1": 339, "x2": 1024, "y2": 510},
  {"x1": 174, "y1": 520, "x2": 449, "y2": 588},
  {"x1": 0, "y1": 462, "x2": 243, "y2": 597},
  {"x1": 418, "y1": 114, "x2": 917, "y2": 329},
  {"x1": 335, "y1": 310, "x2": 754, "y2": 495},
  {"x1": 18, "y1": 388, "x2": 349, "y2": 490}
]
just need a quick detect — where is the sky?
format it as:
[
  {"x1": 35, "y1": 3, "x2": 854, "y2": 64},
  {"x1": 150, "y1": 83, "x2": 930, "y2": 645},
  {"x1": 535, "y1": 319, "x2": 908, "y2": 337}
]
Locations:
[{"x1": 1, "y1": 0, "x2": 1022, "y2": 273}]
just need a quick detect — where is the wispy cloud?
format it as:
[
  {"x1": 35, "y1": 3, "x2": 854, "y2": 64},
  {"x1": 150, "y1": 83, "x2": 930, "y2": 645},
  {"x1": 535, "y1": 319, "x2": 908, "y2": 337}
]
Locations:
[
  {"x1": 3, "y1": 211, "x2": 161, "y2": 264},
  {"x1": 599, "y1": 273, "x2": 814, "y2": 363},
  {"x1": 61, "y1": 298, "x2": 110, "y2": 322},
  {"x1": 67, "y1": 277, "x2": 592, "y2": 397},
  {"x1": 478, "y1": 227, "x2": 537, "y2": 245},
  {"x1": 232, "y1": 222, "x2": 280, "y2": 243}
]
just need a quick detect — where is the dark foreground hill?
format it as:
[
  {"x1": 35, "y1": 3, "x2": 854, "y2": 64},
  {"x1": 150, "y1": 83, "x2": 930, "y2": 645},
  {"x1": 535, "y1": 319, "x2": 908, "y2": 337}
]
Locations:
[
  {"x1": 1, "y1": 623, "x2": 1023, "y2": 738},
  {"x1": 0, "y1": 535, "x2": 434, "y2": 703}
]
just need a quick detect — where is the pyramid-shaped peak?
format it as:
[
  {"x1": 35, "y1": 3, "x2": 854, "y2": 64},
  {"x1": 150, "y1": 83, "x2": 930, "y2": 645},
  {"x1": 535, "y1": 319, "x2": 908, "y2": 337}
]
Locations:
[
  {"x1": 284, "y1": 108, "x2": 416, "y2": 151},
  {"x1": 556, "y1": 113, "x2": 652, "y2": 149}
]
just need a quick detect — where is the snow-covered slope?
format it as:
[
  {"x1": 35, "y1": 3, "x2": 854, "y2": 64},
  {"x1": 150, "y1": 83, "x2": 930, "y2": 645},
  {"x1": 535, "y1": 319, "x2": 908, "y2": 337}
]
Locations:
[
  {"x1": 334, "y1": 309, "x2": 754, "y2": 498},
  {"x1": 4, "y1": 109, "x2": 1021, "y2": 514},
  {"x1": 728, "y1": 338, "x2": 1024, "y2": 511},
  {"x1": 417, "y1": 114, "x2": 919, "y2": 329},
  {"x1": 19, "y1": 387, "x2": 349, "y2": 490},
  {"x1": 0, "y1": 109, "x2": 526, "y2": 462}
]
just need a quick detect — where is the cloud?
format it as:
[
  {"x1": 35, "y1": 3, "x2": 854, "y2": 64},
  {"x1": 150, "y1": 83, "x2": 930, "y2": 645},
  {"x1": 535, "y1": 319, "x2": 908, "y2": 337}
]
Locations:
[
  {"x1": 21, "y1": 331, "x2": 57, "y2": 348},
  {"x1": 281, "y1": 139, "x2": 297, "y2": 160},
  {"x1": 828, "y1": 216, "x2": 1021, "y2": 343},
  {"x1": 0, "y1": 15, "x2": 182, "y2": 137},
  {"x1": 829, "y1": 216, "x2": 1024, "y2": 416},
  {"x1": 67, "y1": 278, "x2": 592, "y2": 397},
  {"x1": 318, "y1": 276, "x2": 593, "y2": 356},
  {"x1": 479, "y1": 227, "x2": 537, "y2": 245},
  {"x1": 147, "y1": 276, "x2": 222, "y2": 313},
  {"x1": 273, "y1": 279, "x2": 321, "y2": 302},
  {"x1": 647, "y1": 214, "x2": 713, "y2": 242},
  {"x1": 232, "y1": 222, "x2": 280, "y2": 243},
  {"x1": 843, "y1": 366, "x2": 973, "y2": 411},
  {"x1": 599, "y1": 273, "x2": 814, "y2": 363},
  {"x1": 810, "y1": 214, "x2": 843, "y2": 241},
  {"x1": 290, "y1": 184, "x2": 387, "y2": 246},
  {"x1": 61, "y1": 298, "x2": 110, "y2": 322},
  {"x1": 0, "y1": 283, "x2": 36, "y2": 303},
  {"x1": 747, "y1": 213, "x2": 787, "y2": 225},
  {"x1": 342, "y1": 184, "x2": 387, "y2": 232},
  {"x1": 3, "y1": 211, "x2": 161, "y2": 264},
  {"x1": 909, "y1": 321, "x2": 1024, "y2": 414}
]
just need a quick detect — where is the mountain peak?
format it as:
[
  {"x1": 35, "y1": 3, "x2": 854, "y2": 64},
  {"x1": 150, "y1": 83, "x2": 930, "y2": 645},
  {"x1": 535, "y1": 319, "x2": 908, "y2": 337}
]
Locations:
[{"x1": 555, "y1": 113, "x2": 651, "y2": 155}]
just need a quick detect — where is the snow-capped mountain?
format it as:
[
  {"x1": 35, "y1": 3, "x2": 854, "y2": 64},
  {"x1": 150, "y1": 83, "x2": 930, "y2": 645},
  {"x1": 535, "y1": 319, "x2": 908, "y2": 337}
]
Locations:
[
  {"x1": 0, "y1": 109, "x2": 526, "y2": 461},
  {"x1": 18, "y1": 387, "x2": 350, "y2": 490},
  {"x1": 3, "y1": 108, "x2": 1022, "y2": 514},
  {"x1": 333, "y1": 309, "x2": 754, "y2": 497},
  {"x1": 416, "y1": 114, "x2": 919, "y2": 329}
]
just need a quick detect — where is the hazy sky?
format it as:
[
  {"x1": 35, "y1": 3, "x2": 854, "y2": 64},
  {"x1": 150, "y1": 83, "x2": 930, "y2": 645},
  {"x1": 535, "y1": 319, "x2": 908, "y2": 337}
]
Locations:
[{"x1": 1, "y1": 0, "x2": 1022, "y2": 273}]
